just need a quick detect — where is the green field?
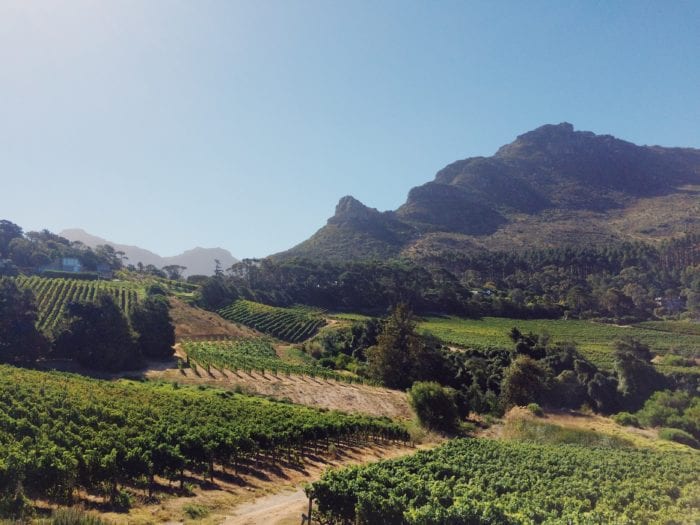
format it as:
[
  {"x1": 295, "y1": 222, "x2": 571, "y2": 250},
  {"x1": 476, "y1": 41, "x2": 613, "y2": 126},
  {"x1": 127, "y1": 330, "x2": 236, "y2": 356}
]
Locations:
[{"x1": 419, "y1": 316, "x2": 700, "y2": 371}]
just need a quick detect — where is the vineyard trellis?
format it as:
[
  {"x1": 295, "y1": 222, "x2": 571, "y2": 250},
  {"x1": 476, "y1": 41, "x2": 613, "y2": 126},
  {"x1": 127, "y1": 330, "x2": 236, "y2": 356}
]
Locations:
[
  {"x1": 218, "y1": 300, "x2": 327, "y2": 343},
  {"x1": 0, "y1": 365, "x2": 409, "y2": 505},
  {"x1": 14, "y1": 276, "x2": 140, "y2": 332},
  {"x1": 181, "y1": 338, "x2": 375, "y2": 385},
  {"x1": 309, "y1": 437, "x2": 700, "y2": 524}
]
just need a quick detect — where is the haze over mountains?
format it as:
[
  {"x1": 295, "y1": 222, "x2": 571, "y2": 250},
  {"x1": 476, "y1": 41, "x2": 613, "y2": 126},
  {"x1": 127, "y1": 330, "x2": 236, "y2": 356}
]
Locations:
[
  {"x1": 60, "y1": 229, "x2": 237, "y2": 277},
  {"x1": 276, "y1": 123, "x2": 700, "y2": 263}
]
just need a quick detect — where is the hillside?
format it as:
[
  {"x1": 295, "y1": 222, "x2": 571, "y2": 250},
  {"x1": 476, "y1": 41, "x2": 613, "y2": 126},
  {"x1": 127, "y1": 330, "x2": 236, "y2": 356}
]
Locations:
[
  {"x1": 60, "y1": 228, "x2": 238, "y2": 276},
  {"x1": 276, "y1": 123, "x2": 700, "y2": 262}
]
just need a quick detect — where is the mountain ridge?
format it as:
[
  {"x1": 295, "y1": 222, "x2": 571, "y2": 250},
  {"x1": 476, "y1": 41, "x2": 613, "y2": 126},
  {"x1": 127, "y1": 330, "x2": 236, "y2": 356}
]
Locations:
[
  {"x1": 275, "y1": 123, "x2": 700, "y2": 263},
  {"x1": 60, "y1": 228, "x2": 238, "y2": 276}
]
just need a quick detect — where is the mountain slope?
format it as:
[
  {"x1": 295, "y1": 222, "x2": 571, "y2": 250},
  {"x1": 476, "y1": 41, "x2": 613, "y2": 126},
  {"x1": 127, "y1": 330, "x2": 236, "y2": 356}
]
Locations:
[
  {"x1": 60, "y1": 229, "x2": 238, "y2": 276},
  {"x1": 276, "y1": 123, "x2": 700, "y2": 262}
]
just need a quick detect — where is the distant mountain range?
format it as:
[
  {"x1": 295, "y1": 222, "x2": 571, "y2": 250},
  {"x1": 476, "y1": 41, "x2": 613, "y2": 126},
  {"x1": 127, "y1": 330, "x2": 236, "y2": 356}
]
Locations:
[
  {"x1": 60, "y1": 229, "x2": 238, "y2": 277},
  {"x1": 275, "y1": 123, "x2": 700, "y2": 263}
]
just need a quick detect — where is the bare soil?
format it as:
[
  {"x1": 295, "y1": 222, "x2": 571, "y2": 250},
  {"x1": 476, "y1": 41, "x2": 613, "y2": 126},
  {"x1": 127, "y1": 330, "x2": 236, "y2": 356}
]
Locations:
[
  {"x1": 150, "y1": 358, "x2": 412, "y2": 420},
  {"x1": 169, "y1": 297, "x2": 261, "y2": 341}
]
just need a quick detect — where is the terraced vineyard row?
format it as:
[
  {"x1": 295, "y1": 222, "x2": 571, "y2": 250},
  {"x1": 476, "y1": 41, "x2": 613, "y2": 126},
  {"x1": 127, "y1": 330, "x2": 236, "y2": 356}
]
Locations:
[
  {"x1": 0, "y1": 365, "x2": 408, "y2": 507},
  {"x1": 14, "y1": 276, "x2": 140, "y2": 332},
  {"x1": 181, "y1": 338, "x2": 368, "y2": 384},
  {"x1": 310, "y1": 437, "x2": 700, "y2": 524},
  {"x1": 218, "y1": 300, "x2": 327, "y2": 342}
]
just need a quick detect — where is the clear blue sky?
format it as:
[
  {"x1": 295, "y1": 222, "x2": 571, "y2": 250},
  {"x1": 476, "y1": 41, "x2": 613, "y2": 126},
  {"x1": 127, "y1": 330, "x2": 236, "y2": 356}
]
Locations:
[{"x1": 1, "y1": 1, "x2": 698, "y2": 258}]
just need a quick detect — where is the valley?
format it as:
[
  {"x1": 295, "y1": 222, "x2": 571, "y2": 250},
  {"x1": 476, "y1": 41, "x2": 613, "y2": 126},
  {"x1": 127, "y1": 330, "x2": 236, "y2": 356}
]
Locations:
[{"x1": 1, "y1": 123, "x2": 700, "y2": 524}]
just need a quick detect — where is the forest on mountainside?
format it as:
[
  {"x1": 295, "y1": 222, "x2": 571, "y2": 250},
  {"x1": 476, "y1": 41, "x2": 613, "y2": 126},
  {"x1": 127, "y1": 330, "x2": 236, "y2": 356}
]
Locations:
[{"x1": 200, "y1": 234, "x2": 700, "y2": 323}]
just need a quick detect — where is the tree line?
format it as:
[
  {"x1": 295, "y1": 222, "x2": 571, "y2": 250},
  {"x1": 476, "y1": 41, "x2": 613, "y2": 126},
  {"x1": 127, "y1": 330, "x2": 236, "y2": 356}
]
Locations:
[
  {"x1": 0, "y1": 277, "x2": 174, "y2": 371},
  {"x1": 197, "y1": 234, "x2": 700, "y2": 322}
]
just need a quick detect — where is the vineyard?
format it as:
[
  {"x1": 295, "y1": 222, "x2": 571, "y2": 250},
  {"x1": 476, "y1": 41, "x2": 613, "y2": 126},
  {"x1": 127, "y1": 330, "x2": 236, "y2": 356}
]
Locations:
[
  {"x1": 310, "y1": 437, "x2": 700, "y2": 524},
  {"x1": 14, "y1": 276, "x2": 140, "y2": 332},
  {"x1": 0, "y1": 364, "x2": 408, "y2": 507},
  {"x1": 218, "y1": 300, "x2": 327, "y2": 342},
  {"x1": 419, "y1": 316, "x2": 700, "y2": 371},
  {"x1": 181, "y1": 338, "x2": 364, "y2": 383}
]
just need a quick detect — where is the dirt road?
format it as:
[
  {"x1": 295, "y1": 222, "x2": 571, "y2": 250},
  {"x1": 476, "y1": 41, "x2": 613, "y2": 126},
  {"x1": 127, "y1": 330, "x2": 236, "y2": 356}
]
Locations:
[{"x1": 222, "y1": 489, "x2": 307, "y2": 525}]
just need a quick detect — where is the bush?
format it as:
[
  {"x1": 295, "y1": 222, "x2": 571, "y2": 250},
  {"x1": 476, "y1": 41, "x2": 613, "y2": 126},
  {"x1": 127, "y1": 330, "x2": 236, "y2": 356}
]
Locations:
[
  {"x1": 613, "y1": 412, "x2": 640, "y2": 427},
  {"x1": 526, "y1": 403, "x2": 544, "y2": 416},
  {"x1": 635, "y1": 390, "x2": 699, "y2": 439},
  {"x1": 182, "y1": 504, "x2": 209, "y2": 520},
  {"x1": 408, "y1": 381, "x2": 460, "y2": 433},
  {"x1": 318, "y1": 357, "x2": 336, "y2": 369},
  {"x1": 658, "y1": 428, "x2": 700, "y2": 449},
  {"x1": 111, "y1": 489, "x2": 131, "y2": 511}
]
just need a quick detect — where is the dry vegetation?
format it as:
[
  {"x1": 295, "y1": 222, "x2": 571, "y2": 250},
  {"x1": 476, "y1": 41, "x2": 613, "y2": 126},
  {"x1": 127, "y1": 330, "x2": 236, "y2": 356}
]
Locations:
[
  {"x1": 486, "y1": 406, "x2": 693, "y2": 452},
  {"x1": 151, "y1": 357, "x2": 412, "y2": 420},
  {"x1": 169, "y1": 298, "x2": 261, "y2": 340}
]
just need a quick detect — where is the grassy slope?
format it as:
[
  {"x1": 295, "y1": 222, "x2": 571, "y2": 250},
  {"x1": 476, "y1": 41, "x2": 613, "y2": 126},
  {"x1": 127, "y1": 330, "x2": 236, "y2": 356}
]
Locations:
[{"x1": 419, "y1": 316, "x2": 700, "y2": 371}]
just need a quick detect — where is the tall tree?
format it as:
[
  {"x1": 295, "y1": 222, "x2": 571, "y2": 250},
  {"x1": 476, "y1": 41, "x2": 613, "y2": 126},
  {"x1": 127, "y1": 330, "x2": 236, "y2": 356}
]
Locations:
[
  {"x1": 55, "y1": 294, "x2": 139, "y2": 371},
  {"x1": 366, "y1": 303, "x2": 422, "y2": 389},
  {"x1": 162, "y1": 265, "x2": 187, "y2": 281},
  {"x1": 500, "y1": 356, "x2": 553, "y2": 407},
  {"x1": 131, "y1": 296, "x2": 175, "y2": 359},
  {"x1": 0, "y1": 278, "x2": 48, "y2": 363},
  {"x1": 614, "y1": 338, "x2": 665, "y2": 411},
  {"x1": 0, "y1": 220, "x2": 23, "y2": 258}
]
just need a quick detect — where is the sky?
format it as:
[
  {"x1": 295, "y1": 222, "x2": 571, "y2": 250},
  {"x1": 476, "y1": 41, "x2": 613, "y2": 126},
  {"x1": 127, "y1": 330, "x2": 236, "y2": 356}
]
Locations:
[{"x1": 1, "y1": 1, "x2": 699, "y2": 259}]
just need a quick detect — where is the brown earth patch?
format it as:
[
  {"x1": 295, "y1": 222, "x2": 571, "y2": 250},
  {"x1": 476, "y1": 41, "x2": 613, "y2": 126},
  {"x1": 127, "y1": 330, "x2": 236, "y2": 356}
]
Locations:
[
  {"x1": 149, "y1": 361, "x2": 412, "y2": 420},
  {"x1": 169, "y1": 298, "x2": 261, "y2": 341}
]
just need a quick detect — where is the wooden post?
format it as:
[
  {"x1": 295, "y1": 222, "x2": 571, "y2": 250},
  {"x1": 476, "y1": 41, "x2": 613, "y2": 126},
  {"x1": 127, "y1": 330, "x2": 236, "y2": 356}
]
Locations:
[{"x1": 301, "y1": 492, "x2": 313, "y2": 524}]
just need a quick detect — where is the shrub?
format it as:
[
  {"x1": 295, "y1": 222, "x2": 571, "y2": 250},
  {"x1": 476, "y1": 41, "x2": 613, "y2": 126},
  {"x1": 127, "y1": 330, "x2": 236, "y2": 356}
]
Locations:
[
  {"x1": 526, "y1": 403, "x2": 544, "y2": 416},
  {"x1": 408, "y1": 381, "x2": 460, "y2": 433},
  {"x1": 318, "y1": 357, "x2": 337, "y2": 369},
  {"x1": 612, "y1": 411, "x2": 640, "y2": 427},
  {"x1": 182, "y1": 504, "x2": 209, "y2": 520},
  {"x1": 111, "y1": 489, "x2": 131, "y2": 511},
  {"x1": 658, "y1": 428, "x2": 700, "y2": 449}
]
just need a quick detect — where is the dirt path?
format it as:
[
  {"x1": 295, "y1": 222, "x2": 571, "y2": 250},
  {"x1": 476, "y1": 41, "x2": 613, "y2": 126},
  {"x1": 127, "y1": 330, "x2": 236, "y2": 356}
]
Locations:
[
  {"x1": 221, "y1": 488, "x2": 306, "y2": 525},
  {"x1": 219, "y1": 443, "x2": 435, "y2": 525}
]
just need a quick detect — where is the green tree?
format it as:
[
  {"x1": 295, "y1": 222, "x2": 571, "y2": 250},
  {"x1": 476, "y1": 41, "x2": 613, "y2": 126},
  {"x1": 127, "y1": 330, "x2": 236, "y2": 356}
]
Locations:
[
  {"x1": 366, "y1": 304, "x2": 422, "y2": 389},
  {"x1": 55, "y1": 294, "x2": 140, "y2": 371},
  {"x1": 408, "y1": 381, "x2": 460, "y2": 432},
  {"x1": 587, "y1": 372, "x2": 619, "y2": 413},
  {"x1": 500, "y1": 356, "x2": 553, "y2": 407},
  {"x1": 162, "y1": 265, "x2": 187, "y2": 281},
  {"x1": 131, "y1": 296, "x2": 176, "y2": 359},
  {"x1": 614, "y1": 338, "x2": 665, "y2": 411},
  {"x1": 0, "y1": 278, "x2": 48, "y2": 363},
  {"x1": 0, "y1": 220, "x2": 23, "y2": 259}
]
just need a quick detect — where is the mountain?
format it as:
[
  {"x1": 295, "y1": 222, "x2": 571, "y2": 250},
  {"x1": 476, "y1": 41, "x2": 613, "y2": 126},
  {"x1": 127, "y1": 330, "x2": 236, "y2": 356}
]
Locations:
[
  {"x1": 59, "y1": 229, "x2": 238, "y2": 277},
  {"x1": 275, "y1": 123, "x2": 700, "y2": 263}
]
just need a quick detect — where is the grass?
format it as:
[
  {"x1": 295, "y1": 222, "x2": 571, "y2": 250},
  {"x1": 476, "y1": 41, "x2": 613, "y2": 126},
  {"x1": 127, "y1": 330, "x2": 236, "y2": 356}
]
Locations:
[
  {"x1": 503, "y1": 417, "x2": 635, "y2": 449},
  {"x1": 501, "y1": 407, "x2": 694, "y2": 452},
  {"x1": 182, "y1": 503, "x2": 210, "y2": 520},
  {"x1": 419, "y1": 316, "x2": 700, "y2": 370}
]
